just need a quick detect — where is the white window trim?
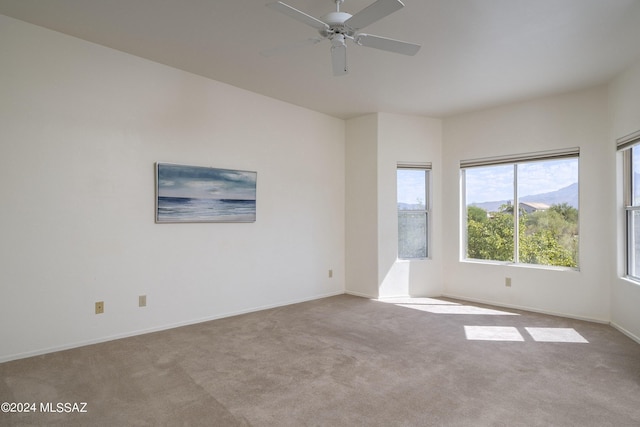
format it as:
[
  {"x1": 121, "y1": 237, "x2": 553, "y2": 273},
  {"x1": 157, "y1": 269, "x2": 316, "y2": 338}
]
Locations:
[
  {"x1": 397, "y1": 163, "x2": 432, "y2": 260},
  {"x1": 617, "y1": 130, "x2": 640, "y2": 281},
  {"x1": 460, "y1": 148, "x2": 580, "y2": 270},
  {"x1": 460, "y1": 147, "x2": 579, "y2": 168}
]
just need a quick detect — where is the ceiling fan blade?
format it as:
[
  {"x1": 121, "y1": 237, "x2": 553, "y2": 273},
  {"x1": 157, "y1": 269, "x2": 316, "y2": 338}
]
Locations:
[
  {"x1": 355, "y1": 33, "x2": 421, "y2": 56},
  {"x1": 345, "y1": 0, "x2": 405, "y2": 31},
  {"x1": 260, "y1": 37, "x2": 325, "y2": 57},
  {"x1": 267, "y1": 2, "x2": 329, "y2": 32},
  {"x1": 331, "y1": 41, "x2": 348, "y2": 76}
]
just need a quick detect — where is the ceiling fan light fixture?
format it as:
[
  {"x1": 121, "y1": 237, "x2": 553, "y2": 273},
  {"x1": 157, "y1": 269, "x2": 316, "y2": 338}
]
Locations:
[{"x1": 331, "y1": 33, "x2": 347, "y2": 48}]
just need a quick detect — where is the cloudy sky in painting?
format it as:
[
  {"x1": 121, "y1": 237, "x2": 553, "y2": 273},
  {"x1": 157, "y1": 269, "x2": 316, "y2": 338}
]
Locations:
[{"x1": 157, "y1": 164, "x2": 256, "y2": 200}]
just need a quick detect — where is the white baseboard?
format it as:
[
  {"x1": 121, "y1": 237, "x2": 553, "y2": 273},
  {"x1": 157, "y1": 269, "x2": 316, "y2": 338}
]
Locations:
[
  {"x1": 0, "y1": 290, "x2": 345, "y2": 364},
  {"x1": 610, "y1": 321, "x2": 640, "y2": 344},
  {"x1": 441, "y1": 293, "x2": 610, "y2": 324},
  {"x1": 345, "y1": 290, "x2": 378, "y2": 299}
]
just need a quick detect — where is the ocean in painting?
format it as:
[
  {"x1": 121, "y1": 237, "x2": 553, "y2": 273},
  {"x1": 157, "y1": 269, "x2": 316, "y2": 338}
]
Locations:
[
  {"x1": 156, "y1": 163, "x2": 257, "y2": 223},
  {"x1": 157, "y1": 196, "x2": 256, "y2": 222}
]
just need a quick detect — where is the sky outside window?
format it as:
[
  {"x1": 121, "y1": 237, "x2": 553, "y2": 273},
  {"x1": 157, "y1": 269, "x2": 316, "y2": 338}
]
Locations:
[
  {"x1": 465, "y1": 159, "x2": 578, "y2": 204},
  {"x1": 465, "y1": 164, "x2": 513, "y2": 204},
  {"x1": 632, "y1": 147, "x2": 640, "y2": 205},
  {"x1": 397, "y1": 169, "x2": 426, "y2": 208}
]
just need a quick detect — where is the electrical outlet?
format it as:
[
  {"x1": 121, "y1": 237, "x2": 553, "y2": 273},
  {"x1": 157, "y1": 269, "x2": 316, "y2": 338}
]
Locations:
[
  {"x1": 95, "y1": 301, "x2": 104, "y2": 314},
  {"x1": 139, "y1": 295, "x2": 147, "y2": 307},
  {"x1": 328, "y1": 269, "x2": 333, "y2": 278},
  {"x1": 505, "y1": 277, "x2": 512, "y2": 287}
]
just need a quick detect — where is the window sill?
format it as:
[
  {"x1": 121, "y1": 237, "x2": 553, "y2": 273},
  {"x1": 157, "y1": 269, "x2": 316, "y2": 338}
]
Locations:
[
  {"x1": 461, "y1": 259, "x2": 579, "y2": 272},
  {"x1": 620, "y1": 275, "x2": 640, "y2": 286}
]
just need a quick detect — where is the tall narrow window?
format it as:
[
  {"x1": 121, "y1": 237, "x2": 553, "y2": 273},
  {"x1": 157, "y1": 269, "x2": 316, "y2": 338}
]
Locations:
[
  {"x1": 461, "y1": 149, "x2": 579, "y2": 268},
  {"x1": 397, "y1": 165, "x2": 430, "y2": 259},
  {"x1": 618, "y1": 130, "x2": 640, "y2": 280}
]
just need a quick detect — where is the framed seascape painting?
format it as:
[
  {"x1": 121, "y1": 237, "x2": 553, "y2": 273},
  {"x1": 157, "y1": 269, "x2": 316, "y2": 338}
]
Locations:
[{"x1": 155, "y1": 163, "x2": 257, "y2": 223}]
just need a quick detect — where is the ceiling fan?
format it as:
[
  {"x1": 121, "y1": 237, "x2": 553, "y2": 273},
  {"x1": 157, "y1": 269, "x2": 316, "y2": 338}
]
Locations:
[{"x1": 265, "y1": 0, "x2": 421, "y2": 76}]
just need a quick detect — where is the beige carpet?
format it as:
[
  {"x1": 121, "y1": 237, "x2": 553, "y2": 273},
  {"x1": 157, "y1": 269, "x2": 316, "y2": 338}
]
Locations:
[{"x1": 1, "y1": 294, "x2": 639, "y2": 426}]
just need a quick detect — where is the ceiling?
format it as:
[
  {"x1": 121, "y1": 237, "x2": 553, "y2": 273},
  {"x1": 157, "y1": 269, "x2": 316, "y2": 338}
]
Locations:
[{"x1": 2, "y1": 0, "x2": 640, "y2": 119}]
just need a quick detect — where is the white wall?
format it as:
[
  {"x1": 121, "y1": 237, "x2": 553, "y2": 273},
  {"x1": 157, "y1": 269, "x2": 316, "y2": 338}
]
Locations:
[
  {"x1": 442, "y1": 86, "x2": 613, "y2": 322},
  {"x1": 377, "y1": 113, "x2": 443, "y2": 297},
  {"x1": 345, "y1": 113, "x2": 443, "y2": 298},
  {"x1": 345, "y1": 114, "x2": 379, "y2": 298},
  {"x1": 609, "y1": 58, "x2": 640, "y2": 341},
  {"x1": 0, "y1": 15, "x2": 345, "y2": 362}
]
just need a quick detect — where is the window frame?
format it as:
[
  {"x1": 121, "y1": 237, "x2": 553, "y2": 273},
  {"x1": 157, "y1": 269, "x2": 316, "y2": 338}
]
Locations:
[
  {"x1": 460, "y1": 148, "x2": 580, "y2": 269},
  {"x1": 397, "y1": 164, "x2": 431, "y2": 260},
  {"x1": 618, "y1": 130, "x2": 640, "y2": 281}
]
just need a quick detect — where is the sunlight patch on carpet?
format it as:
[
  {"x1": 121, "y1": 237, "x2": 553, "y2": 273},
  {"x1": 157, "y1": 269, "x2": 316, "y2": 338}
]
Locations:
[
  {"x1": 376, "y1": 298, "x2": 520, "y2": 316},
  {"x1": 377, "y1": 297, "x2": 458, "y2": 305},
  {"x1": 464, "y1": 326, "x2": 525, "y2": 341},
  {"x1": 525, "y1": 327, "x2": 588, "y2": 343},
  {"x1": 400, "y1": 305, "x2": 519, "y2": 315}
]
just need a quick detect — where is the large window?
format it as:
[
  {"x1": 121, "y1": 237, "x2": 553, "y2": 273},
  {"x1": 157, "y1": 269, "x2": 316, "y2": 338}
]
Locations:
[
  {"x1": 461, "y1": 150, "x2": 579, "y2": 268},
  {"x1": 618, "y1": 131, "x2": 640, "y2": 280},
  {"x1": 397, "y1": 165, "x2": 430, "y2": 259}
]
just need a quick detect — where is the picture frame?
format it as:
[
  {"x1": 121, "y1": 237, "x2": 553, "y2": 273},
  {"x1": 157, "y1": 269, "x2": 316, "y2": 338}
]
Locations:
[{"x1": 155, "y1": 163, "x2": 257, "y2": 223}]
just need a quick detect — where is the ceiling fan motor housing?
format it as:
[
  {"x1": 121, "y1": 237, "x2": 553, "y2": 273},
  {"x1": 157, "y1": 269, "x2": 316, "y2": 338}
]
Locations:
[{"x1": 320, "y1": 12, "x2": 355, "y2": 37}]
